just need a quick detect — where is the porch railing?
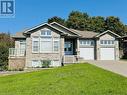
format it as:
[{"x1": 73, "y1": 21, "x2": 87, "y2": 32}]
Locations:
[{"x1": 9, "y1": 48, "x2": 26, "y2": 57}]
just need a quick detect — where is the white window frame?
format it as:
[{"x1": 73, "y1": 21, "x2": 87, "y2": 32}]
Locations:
[
  {"x1": 32, "y1": 37, "x2": 39, "y2": 53},
  {"x1": 53, "y1": 37, "x2": 60, "y2": 52},
  {"x1": 32, "y1": 36, "x2": 60, "y2": 53},
  {"x1": 80, "y1": 40, "x2": 94, "y2": 46},
  {"x1": 40, "y1": 37, "x2": 52, "y2": 53},
  {"x1": 20, "y1": 40, "x2": 26, "y2": 49},
  {"x1": 100, "y1": 40, "x2": 115, "y2": 45},
  {"x1": 40, "y1": 28, "x2": 52, "y2": 37}
]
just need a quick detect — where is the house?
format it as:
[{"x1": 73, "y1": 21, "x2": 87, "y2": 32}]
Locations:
[
  {"x1": 121, "y1": 35, "x2": 127, "y2": 58},
  {"x1": 8, "y1": 22, "x2": 121, "y2": 70}
]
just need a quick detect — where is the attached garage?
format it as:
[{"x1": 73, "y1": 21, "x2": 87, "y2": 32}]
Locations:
[
  {"x1": 80, "y1": 48, "x2": 94, "y2": 60},
  {"x1": 100, "y1": 48, "x2": 115, "y2": 60}
]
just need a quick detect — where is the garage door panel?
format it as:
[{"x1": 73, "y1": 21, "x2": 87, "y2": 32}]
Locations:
[
  {"x1": 80, "y1": 48, "x2": 94, "y2": 60},
  {"x1": 100, "y1": 48, "x2": 115, "y2": 60}
]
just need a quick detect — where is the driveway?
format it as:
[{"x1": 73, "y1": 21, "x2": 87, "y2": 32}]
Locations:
[{"x1": 84, "y1": 60, "x2": 127, "y2": 77}]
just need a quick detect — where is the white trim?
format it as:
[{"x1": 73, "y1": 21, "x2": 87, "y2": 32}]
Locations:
[
  {"x1": 50, "y1": 22, "x2": 81, "y2": 36},
  {"x1": 79, "y1": 40, "x2": 94, "y2": 46},
  {"x1": 40, "y1": 28, "x2": 52, "y2": 37},
  {"x1": 96, "y1": 30, "x2": 121, "y2": 38},
  {"x1": 100, "y1": 40, "x2": 115, "y2": 45},
  {"x1": 64, "y1": 41, "x2": 73, "y2": 55},
  {"x1": 32, "y1": 36, "x2": 60, "y2": 53},
  {"x1": 32, "y1": 37, "x2": 39, "y2": 53},
  {"x1": 23, "y1": 23, "x2": 67, "y2": 35}
]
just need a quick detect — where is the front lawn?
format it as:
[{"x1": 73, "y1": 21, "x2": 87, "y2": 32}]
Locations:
[{"x1": 0, "y1": 63, "x2": 127, "y2": 95}]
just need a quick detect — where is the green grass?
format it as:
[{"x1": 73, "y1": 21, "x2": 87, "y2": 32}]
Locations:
[{"x1": 0, "y1": 64, "x2": 127, "y2": 95}]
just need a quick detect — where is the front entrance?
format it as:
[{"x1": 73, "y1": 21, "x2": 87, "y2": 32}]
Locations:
[{"x1": 64, "y1": 41, "x2": 73, "y2": 55}]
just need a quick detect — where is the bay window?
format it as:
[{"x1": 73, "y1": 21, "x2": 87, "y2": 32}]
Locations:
[{"x1": 32, "y1": 37, "x2": 59, "y2": 53}]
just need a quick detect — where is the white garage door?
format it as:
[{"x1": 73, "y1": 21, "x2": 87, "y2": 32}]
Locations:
[
  {"x1": 80, "y1": 48, "x2": 94, "y2": 60},
  {"x1": 100, "y1": 48, "x2": 115, "y2": 60}
]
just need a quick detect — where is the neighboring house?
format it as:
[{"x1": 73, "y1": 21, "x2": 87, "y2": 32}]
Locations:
[
  {"x1": 121, "y1": 36, "x2": 127, "y2": 58},
  {"x1": 8, "y1": 22, "x2": 121, "y2": 70}
]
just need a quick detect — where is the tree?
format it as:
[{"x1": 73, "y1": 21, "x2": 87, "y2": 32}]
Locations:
[
  {"x1": 48, "y1": 16, "x2": 65, "y2": 26},
  {"x1": 124, "y1": 25, "x2": 127, "y2": 35},
  {"x1": 48, "y1": 11, "x2": 127, "y2": 36},
  {"x1": 105, "y1": 16, "x2": 125, "y2": 36},
  {"x1": 89, "y1": 16, "x2": 106, "y2": 33},
  {"x1": 0, "y1": 33, "x2": 14, "y2": 70},
  {"x1": 66, "y1": 11, "x2": 90, "y2": 31}
]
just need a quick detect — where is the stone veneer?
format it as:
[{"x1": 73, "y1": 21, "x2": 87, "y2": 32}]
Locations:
[{"x1": 8, "y1": 57, "x2": 25, "y2": 70}]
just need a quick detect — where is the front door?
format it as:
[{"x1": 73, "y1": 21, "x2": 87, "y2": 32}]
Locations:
[{"x1": 64, "y1": 41, "x2": 73, "y2": 55}]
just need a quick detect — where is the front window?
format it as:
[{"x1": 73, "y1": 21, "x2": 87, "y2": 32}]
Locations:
[
  {"x1": 41, "y1": 29, "x2": 51, "y2": 36},
  {"x1": 53, "y1": 38, "x2": 59, "y2": 52},
  {"x1": 20, "y1": 40, "x2": 26, "y2": 49},
  {"x1": 40, "y1": 37, "x2": 52, "y2": 52},
  {"x1": 32, "y1": 36, "x2": 60, "y2": 53},
  {"x1": 32, "y1": 37, "x2": 39, "y2": 53}
]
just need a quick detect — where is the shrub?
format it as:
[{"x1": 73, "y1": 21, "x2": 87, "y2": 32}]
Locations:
[{"x1": 41, "y1": 60, "x2": 51, "y2": 68}]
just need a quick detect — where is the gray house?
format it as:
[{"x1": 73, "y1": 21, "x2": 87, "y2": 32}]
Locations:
[{"x1": 8, "y1": 22, "x2": 121, "y2": 70}]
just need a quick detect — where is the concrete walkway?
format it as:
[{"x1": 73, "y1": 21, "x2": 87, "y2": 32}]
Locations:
[{"x1": 85, "y1": 60, "x2": 127, "y2": 77}]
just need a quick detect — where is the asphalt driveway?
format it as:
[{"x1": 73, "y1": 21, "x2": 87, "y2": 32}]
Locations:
[{"x1": 85, "y1": 60, "x2": 127, "y2": 77}]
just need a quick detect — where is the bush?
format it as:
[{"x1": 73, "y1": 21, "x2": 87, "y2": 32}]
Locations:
[
  {"x1": 0, "y1": 33, "x2": 14, "y2": 71},
  {"x1": 41, "y1": 60, "x2": 51, "y2": 68}
]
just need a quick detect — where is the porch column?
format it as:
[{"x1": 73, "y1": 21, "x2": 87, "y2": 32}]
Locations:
[
  {"x1": 77, "y1": 38, "x2": 80, "y2": 56},
  {"x1": 96, "y1": 39, "x2": 100, "y2": 60},
  {"x1": 60, "y1": 37, "x2": 65, "y2": 56},
  {"x1": 115, "y1": 40, "x2": 120, "y2": 60}
]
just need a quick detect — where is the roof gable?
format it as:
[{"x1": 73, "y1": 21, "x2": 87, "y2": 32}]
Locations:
[
  {"x1": 50, "y1": 22, "x2": 80, "y2": 36},
  {"x1": 23, "y1": 23, "x2": 68, "y2": 35},
  {"x1": 95, "y1": 30, "x2": 121, "y2": 38}
]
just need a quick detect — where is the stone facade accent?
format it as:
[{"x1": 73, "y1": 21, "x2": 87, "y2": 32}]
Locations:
[
  {"x1": 25, "y1": 27, "x2": 61, "y2": 68},
  {"x1": 8, "y1": 57, "x2": 25, "y2": 70},
  {"x1": 96, "y1": 33, "x2": 120, "y2": 60}
]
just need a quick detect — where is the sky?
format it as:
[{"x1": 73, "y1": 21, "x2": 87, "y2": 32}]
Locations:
[{"x1": 0, "y1": 0, "x2": 127, "y2": 34}]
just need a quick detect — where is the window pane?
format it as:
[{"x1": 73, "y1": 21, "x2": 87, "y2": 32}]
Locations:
[
  {"x1": 33, "y1": 41, "x2": 39, "y2": 52},
  {"x1": 54, "y1": 41, "x2": 59, "y2": 51},
  {"x1": 41, "y1": 30, "x2": 46, "y2": 35},
  {"x1": 104, "y1": 40, "x2": 107, "y2": 44},
  {"x1": 40, "y1": 37, "x2": 52, "y2": 52},
  {"x1": 47, "y1": 30, "x2": 51, "y2": 35},
  {"x1": 20, "y1": 40, "x2": 26, "y2": 49},
  {"x1": 91, "y1": 41, "x2": 94, "y2": 45},
  {"x1": 80, "y1": 41, "x2": 82, "y2": 45},
  {"x1": 111, "y1": 40, "x2": 114, "y2": 44},
  {"x1": 100, "y1": 40, "x2": 114, "y2": 45},
  {"x1": 86, "y1": 40, "x2": 89, "y2": 44}
]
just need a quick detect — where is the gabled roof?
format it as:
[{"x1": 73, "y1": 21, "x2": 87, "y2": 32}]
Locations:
[
  {"x1": 23, "y1": 23, "x2": 67, "y2": 35},
  {"x1": 12, "y1": 22, "x2": 121, "y2": 39},
  {"x1": 95, "y1": 30, "x2": 121, "y2": 38},
  {"x1": 12, "y1": 31, "x2": 26, "y2": 38},
  {"x1": 70, "y1": 29, "x2": 98, "y2": 38},
  {"x1": 50, "y1": 22, "x2": 81, "y2": 36},
  {"x1": 121, "y1": 35, "x2": 127, "y2": 38}
]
